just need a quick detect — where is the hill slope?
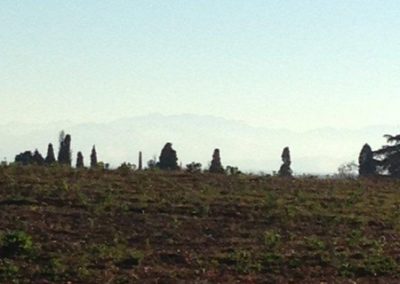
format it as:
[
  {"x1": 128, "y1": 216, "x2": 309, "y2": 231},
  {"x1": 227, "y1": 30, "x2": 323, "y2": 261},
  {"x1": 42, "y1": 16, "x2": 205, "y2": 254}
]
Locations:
[{"x1": 0, "y1": 167, "x2": 400, "y2": 283}]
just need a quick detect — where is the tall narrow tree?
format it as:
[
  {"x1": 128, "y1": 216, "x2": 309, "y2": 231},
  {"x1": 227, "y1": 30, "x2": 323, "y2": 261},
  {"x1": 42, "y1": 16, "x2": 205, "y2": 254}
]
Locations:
[
  {"x1": 209, "y1": 149, "x2": 224, "y2": 174},
  {"x1": 45, "y1": 143, "x2": 56, "y2": 165},
  {"x1": 76, "y1": 152, "x2": 84, "y2": 168},
  {"x1": 138, "y1": 151, "x2": 143, "y2": 170},
  {"x1": 90, "y1": 145, "x2": 98, "y2": 168},
  {"x1": 278, "y1": 147, "x2": 293, "y2": 177},
  {"x1": 358, "y1": 144, "x2": 376, "y2": 177},
  {"x1": 58, "y1": 134, "x2": 72, "y2": 166}
]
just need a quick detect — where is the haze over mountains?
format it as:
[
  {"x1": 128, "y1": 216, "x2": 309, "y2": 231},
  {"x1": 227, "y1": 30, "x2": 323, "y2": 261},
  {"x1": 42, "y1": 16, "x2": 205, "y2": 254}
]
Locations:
[{"x1": 1, "y1": 114, "x2": 398, "y2": 174}]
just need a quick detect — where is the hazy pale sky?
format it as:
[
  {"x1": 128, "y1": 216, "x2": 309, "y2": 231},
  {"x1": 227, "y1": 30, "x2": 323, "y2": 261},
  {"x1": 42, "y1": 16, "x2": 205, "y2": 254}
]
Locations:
[{"x1": 1, "y1": 1, "x2": 400, "y2": 130}]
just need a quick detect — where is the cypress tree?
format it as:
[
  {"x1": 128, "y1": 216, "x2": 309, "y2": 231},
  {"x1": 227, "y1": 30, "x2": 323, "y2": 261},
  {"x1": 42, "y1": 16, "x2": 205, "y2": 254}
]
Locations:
[
  {"x1": 45, "y1": 143, "x2": 56, "y2": 165},
  {"x1": 58, "y1": 134, "x2": 72, "y2": 166},
  {"x1": 138, "y1": 151, "x2": 143, "y2": 170},
  {"x1": 157, "y1": 143, "x2": 179, "y2": 170},
  {"x1": 358, "y1": 144, "x2": 376, "y2": 177},
  {"x1": 90, "y1": 145, "x2": 98, "y2": 168},
  {"x1": 278, "y1": 147, "x2": 293, "y2": 177},
  {"x1": 76, "y1": 152, "x2": 84, "y2": 168},
  {"x1": 209, "y1": 149, "x2": 224, "y2": 173}
]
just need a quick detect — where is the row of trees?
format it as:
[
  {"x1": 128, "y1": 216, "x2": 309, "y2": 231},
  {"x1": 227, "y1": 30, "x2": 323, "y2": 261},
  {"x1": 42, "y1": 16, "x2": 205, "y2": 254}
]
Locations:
[
  {"x1": 15, "y1": 130, "x2": 400, "y2": 178},
  {"x1": 13, "y1": 132, "x2": 294, "y2": 176},
  {"x1": 15, "y1": 132, "x2": 98, "y2": 169},
  {"x1": 358, "y1": 134, "x2": 400, "y2": 177},
  {"x1": 154, "y1": 142, "x2": 293, "y2": 176}
]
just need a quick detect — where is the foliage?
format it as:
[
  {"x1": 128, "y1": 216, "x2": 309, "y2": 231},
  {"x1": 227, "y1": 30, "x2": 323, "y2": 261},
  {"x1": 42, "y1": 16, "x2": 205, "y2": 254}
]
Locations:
[
  {"x1": 225, "y1": 165, "x2": 241, "y2": 175},
  {"x1": 0, "y1": 259, "x2": 19, "y2": 281},
  {"x1": 1, "y1": 231, "x2": 34, "y2": 258},
  {"x1": 278, "y1": 147, "x2": 292, "y2": 177},
  {"x1": 157, "y1": 142, "x2": 179, "y2": 170},
  {"x1": 358, "y1": 143, "x2": 376, "y2": 177},
  {"x1": 14, "y1": 151, "x2": 34, "y2": 165},
  {"x1": 185, "y1": 162, "x2": 202, "y2": 173},
  {"x1": 374, "y1": 134, "x2": 400, "y2": 177},
  {"x1": 57, "y1": 133, "x2": 72, "y2": 166},
  {"x1": 90, "y1": 145, "x2": 98, "y2": 168},
  {"x1": 76, "y1": 152, "x2": 84, "y2": 168},
  {"x1": 209, "y1": 149, "x2": 224, "y2": 174},
  {"x1": 147, "y1": 159, "x2": 157, "y2": 170},
  {"x1": 15, "y1": 150, "x2": 45, "y2": 166},
  {"x1": 45, "y1": 143, "x2": 56, "y2": 165},
  {"x1": 32, "y1": 150, "x2": 45, "y2": 165},
  {"x1": 336, "y1": 161, "x2": 358, "y2": 179},
  {"x1": 117, "y1": 162, "x2": 136, "y2": 175}
]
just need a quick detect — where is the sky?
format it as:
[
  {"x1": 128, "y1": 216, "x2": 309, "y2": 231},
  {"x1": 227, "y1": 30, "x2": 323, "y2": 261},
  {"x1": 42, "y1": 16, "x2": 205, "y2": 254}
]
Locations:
[{"x1": 1, "y1": 1, "x2": 400, "y2": 131}]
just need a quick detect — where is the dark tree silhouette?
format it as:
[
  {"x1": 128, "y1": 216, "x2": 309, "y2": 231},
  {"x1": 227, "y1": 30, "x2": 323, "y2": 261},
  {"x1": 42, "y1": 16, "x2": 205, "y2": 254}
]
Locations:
[
  {"x1": 138, "y1": 151, "x2": 143, "y2": 170},
  {"x1": 45, "y1": 143, "x2": 56, "y2": 165},
  {"x1": 374, "y1": 134, "x2": 400, "y2": 177},
  {"x1": 76, "y1": 152, "x2": 84, "y2": 168},
  {"x1": 32, "y1": 150, "x2": 45, "y2": 165},
  {"x1": 358, "y1": 143, "x2": 376, "y2": 177},
  {"x1": 278, "y1": 147, "x2": 293, "y2": 177},
  {"x1": 58, "y1": 134, "x2": 72, "y2": 166},
  {"x1": 157, "y1": 143, "x2": 179, "y2": 170},
  {"x1": 15, "y1": 151, "x2": 34, "y2": 165},
  {"x1": 15, "y1": 150, "x2": 43, "y2": 166},
  {"x1": 90, "y1": 145, "x2": 98, "y2": 168},
  {"x1": 209, "y1": 149, "x2": 224, "y2": 174}
]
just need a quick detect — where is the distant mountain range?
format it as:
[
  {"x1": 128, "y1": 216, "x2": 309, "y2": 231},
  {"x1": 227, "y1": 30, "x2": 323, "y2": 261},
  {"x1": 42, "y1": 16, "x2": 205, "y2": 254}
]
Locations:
[{"x1": 0, "y1": 114, "x2": 398, "y2": 174}]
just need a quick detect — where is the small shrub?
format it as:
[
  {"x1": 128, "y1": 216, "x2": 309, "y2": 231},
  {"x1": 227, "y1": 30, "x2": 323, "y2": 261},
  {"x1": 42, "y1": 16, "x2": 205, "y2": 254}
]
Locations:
[
  {"x1": 1, "y1": 231, "x2": 34, "y2": 258},
  {"x1": 229, "y1": 250, "x2": 258, "y2": 273},
  {"x1": 186, "y1": 162, "x2": 202, "y2": 173},
  {"x1": 304, "y1": 235, "x2": 326, "y2": 251},
  {"x1": 0, "y1": 259, "x2": 19, "y2": 281},
  {"x1": 265, "y1": 191, "x2": 278, "y2": 211},
  {"x1": 262, "y1": 252, "x2": 283, "y2": 272},
  {"x1": 225, "y1": 165, "x2": 241, "y2": 176},
  {"x1": 264, "y1": 230, "x2": 281, "y2": 250},
  {"x1": 117, "y1": 163, "x2": 136, "y2": 176}
]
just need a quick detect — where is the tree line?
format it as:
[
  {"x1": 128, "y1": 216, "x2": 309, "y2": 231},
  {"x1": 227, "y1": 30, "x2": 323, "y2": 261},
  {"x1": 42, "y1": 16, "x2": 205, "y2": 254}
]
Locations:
[
  {"x1": 14, "y1": 131, "x2": 98, "y2": 169},
  {"x1": 13, "y1": 130, "x2": 400, "y2": 177},
  {"x1": 12, "y1": 131, "x2": 294, "y2": 176}
]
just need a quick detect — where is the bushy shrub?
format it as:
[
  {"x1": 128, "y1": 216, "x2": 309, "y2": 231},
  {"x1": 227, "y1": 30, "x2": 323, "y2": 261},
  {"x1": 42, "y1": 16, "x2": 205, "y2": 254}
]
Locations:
[
  {"x1": 1, "y1": 231, "x2": 34, "y2": 257},
  {"x1": 186, "y1": 162, "x2": 202, "y2": 173},
  {"x1": 225, "y1": 165, "x2": 241, "y2": 176},
  {"x1": 117, "y1": 162, "x2": 136, "y2": 176}
]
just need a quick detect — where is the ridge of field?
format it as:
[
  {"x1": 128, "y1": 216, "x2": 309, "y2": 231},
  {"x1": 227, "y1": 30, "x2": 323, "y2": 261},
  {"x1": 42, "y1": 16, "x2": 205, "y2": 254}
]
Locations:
[{"x1": 0, "y1": 166, "x2": 400, "y2": 283}]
